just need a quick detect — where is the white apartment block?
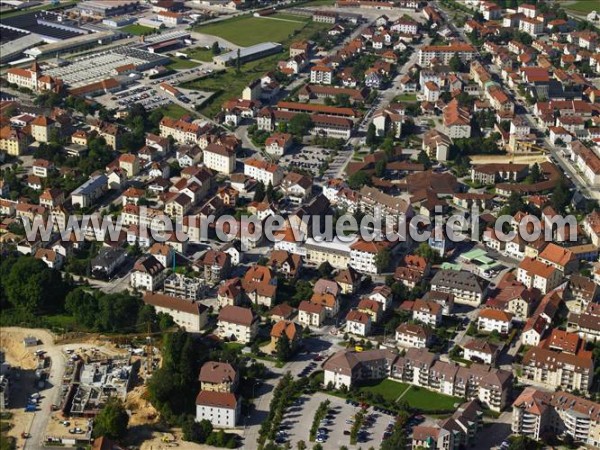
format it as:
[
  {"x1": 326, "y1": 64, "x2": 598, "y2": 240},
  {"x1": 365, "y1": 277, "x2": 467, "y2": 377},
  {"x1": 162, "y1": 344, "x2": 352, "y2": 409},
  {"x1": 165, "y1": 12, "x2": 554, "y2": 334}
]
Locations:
[{"x1": 243, "y1": 158, "x2": 283, "y2": 186}]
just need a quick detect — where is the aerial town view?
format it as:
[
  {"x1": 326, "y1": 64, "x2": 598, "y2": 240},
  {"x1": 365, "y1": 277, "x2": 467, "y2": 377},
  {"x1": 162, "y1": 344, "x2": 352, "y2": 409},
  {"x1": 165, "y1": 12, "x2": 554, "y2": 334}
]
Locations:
[{"x1": 1, "y1": 0, "x2": 600, "y2": 449}]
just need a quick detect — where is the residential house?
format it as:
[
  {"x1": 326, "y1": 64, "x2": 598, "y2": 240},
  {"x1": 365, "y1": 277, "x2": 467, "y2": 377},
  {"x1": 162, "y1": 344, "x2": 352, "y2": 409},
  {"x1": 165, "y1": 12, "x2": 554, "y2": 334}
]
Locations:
[
  {"x1": 217, "y1": 305, "x2": 258, "y2": 344},
  {"x1": 143, "y1": 293, "x2": 208, "y2": 332},
  {"x1": 199, "y1": 361, "x2": 239, "y2": 393}
]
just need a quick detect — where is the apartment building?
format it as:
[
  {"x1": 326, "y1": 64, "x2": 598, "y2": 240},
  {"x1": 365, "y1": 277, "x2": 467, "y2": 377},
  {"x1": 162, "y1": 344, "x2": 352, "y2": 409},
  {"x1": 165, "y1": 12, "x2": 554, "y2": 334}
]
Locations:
[
  {"x1": 323, "y1": 349, "x2": 398, "y2": 390},
  {"x1": 310, "y1": 65, "x2": 333, "y2": 84},
  {"x1": 568, "y1": 303, "x2": 600, "y2": 342},
  {"x1": 395, "y1": 323, "x2": 431, "y2": 349},
  {"x1": 203, "y1": 143, "x2": 236, "y2": 175},
  {"x1": 477, "y1": 309, "x2": 514, "y2": 334},
  {"x1": 566, "y1": 275, "x2": 598, "y2": 314},
  {"x1": 243, "y1": 158, "x2": 283, "y2": 186},
  {"x1": 160, "y1": 117, "x2": 205, "y2": 144},
  {"x1": 345, "y1": 310, "x2": 372, "y2": 337},
  {"x1": 392, "y1": 349, "x2": 512, "y2": 412},
  {"x1": 443, "y1": 99, "x2": 472, "y2": 139},
  {"x1": 143, "y1": 292, "x2": 208, "y2": 332},
  {"x1": 199, "y1": 362, "x2": 238, "y2": 393},
  {"x1": 522, "y1": 346, "x2": 594, "y2": 392},
  {"x1": 517, "y1": 257, "x2": 563, "y2": 294},
  {"x1": 350, "y1": 239, "x2": 394, "y2": 274},
  {"x1": 430, "y1": 270, "x2": 487, "y2": 307},
  {"x1": 412, "y1": 300, "x2": 443, "y2": 328},
  {"x1": 463, "y1": 339, "x2": 499, "y2": 365},
  {"x1": 512, "y1": 388, "x2": 600, "y2": 448},
  {"x1": 298, "y1": 300, "x2": 325, "y2": 328},
  {"x1": 304, "y1": 236, "x2": 354, "y2": 270},
  {"x1": 324, "y1": 348, "x2": 512, "y2": 412},
  {"x1": 163, "y1": 273, "x2": 204, "y2": 300},
  {"x1": 217, "y1": 306, "x2": 258, "y2": 344},
  {"x1": 195, "y1": 391, "x2": 240, "y2": 428},
  {"x1": 130, "y1": 255, "x2": 167, "y2": 292},
  {"x1": 417, "y1": 43, "x2": 476, "y2": 66},
  {"x1": 519, "y1": 17, "x2": 543, "y2": 36}
]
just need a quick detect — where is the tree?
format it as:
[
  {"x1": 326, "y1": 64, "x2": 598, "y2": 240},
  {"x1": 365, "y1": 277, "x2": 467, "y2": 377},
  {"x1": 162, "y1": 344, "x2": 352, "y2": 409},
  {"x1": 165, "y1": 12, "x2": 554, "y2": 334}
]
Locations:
[
  {"x1": 93, "y1": 398, "x2": 129, "y2": 440},
  {"x1": 415, "y1": 242, "x2": 437, "y2": 263},
  {"x1": 449, "y1": 52, "x2": 465, "y2": 72},
  {"x1": 374, "y1": 159, "x2": 386, "y2": 177},
  {"x1": 365, "y1": 123, "x2": 377, "y2": 147},
  {"x1": 211, "y1": 41, "x2": 221, "y2": 55},
  {"x1": 236, "y1": 48, "x2": 241, "y2": 73},
  {"x1": 508, "y1": 435, "x2": 542, "y2": 450},
  {"x1": 318, "y1": 261, "x2": 334, "y2": 279},
  {"x1": 275, "y1": 332, "x2": 293, "y2": 362},
  {"x1": 254, "y1": 181, "x2": 266, "y2": 202},
  {"x1": 417, "y1": 150, "x2": 432, "y2": 169},
  {"x1": 335, "y1": 93, "x2": 351, "y2": 107},
  {"x1": 183, "y1": 416, "x2": 213, "y2": 443},
  {"x1": 552, "y1": 176, "x2": 571, "y2": 214},
  {"x1": 374, "y1": 248, "x2": 391, "y2": 273},
  {"x1": 288, "y1": 113, "x2": 312, "y2": 136},
  {"x1": 266, "y1": 181, "x2": 274, "y2": 202},
  {"x1": 527, "y1": 163, "x2": 541, "y2": 183},
  {"x1": 3, "y1": 256, "x2": 69, "y2": 318},
  {"x1": 347, "y1": 171, "x2": 370, "y2": 190}
]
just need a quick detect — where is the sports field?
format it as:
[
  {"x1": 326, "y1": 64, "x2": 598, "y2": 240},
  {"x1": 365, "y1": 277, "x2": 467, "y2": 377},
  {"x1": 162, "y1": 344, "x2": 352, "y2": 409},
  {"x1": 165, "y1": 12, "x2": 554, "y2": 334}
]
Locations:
[
  {"x1": 196, "y1": 15, "x2": 307, "y2": 46},
  {"x1": 564, "y1": 0, "x2": 598, "y2": 14}
]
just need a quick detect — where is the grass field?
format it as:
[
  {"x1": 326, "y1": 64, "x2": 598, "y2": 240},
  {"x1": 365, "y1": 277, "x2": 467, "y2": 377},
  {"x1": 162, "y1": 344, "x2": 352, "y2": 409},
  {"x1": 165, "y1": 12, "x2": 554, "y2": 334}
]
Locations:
[
  {"x1": 360, "y1": 379, "x2": 410, "y2": 401},
  {"x1": 564, "y1": 0, "x2": 598, "y2": 14},
  {"x1": 298, "y1": 0, "x2": 336, "y2": 5},
  {"x1": 167, "y1": 57, "x2": 200, "y2": 70},
  {"x1": 156, "y1": 103, "x2": 193, "y2": 120},
  {"x1": 196, "y1": 15, "x2": 307, "y2": 46},
  {"x1": 122, "y1": 24, "x2": 155, "y2": 35},
  {"x1": 187, "y1": 19, "x2": 330, "y2": 117},
  {"x1": 401, "y1": 386, "x2": 462, "y2": 412},
  {"x1": 271, "y1": 13, "x2": 310, "y2": 22},
  {"x1": 359, "y1": 379, "x2": 462, "y2": 412},
  {"x1": 393, "y1": 93, "x2": 418, "y2": 102},
  {"x1": 187, "y1": 47, "x2": 214, "y2": 62}
]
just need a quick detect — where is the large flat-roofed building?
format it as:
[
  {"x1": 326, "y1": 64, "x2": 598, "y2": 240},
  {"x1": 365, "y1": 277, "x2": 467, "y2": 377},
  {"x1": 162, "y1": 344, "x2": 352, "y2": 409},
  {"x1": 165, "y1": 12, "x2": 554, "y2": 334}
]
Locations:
[
  {"x1": 213, "y1": 42, "x2": 283, "y2": 67},
  {"x1": 76, "y1": 0, "x2": 140, "y2": 17}
]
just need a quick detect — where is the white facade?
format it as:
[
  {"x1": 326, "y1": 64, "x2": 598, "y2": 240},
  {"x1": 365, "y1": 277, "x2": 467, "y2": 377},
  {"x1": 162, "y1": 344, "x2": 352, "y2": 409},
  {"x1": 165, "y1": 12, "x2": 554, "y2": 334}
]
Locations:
[
  {"x1": 216, "y1": 319, "x2": 257, "y2": 344},
  {"x1": 204, "y1": 148, "x2": 236, "y2": 174},
  {"x1": 243, "y1": 160, "x2": 283, "y2": 186},
  {"x1": 196, "y1": 398, "x2": 239, "y2": 428}
]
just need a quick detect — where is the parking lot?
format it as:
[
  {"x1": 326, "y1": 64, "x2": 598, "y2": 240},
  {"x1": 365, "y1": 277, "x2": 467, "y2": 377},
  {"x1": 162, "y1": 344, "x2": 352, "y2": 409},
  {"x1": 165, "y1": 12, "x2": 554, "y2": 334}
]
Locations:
[
  {"x1": 277, "y1": 391, "x2": 393, "y2": 449},
  {"x1": 279, "y1": 145, "x2": 337, "y2": 176}
]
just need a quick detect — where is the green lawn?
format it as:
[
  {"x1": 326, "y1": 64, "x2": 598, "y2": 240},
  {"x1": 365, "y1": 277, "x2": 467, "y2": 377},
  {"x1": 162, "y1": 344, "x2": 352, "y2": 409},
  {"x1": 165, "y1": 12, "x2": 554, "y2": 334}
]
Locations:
[
  {"x1": 271, "y1": 13, "x2": 310, "y2": 22},
  {"x1": 402, "y1": 386, "x2": 462, "y2": 412},
  {"x1": 122, "y1": 24, "x2": 155, "y2": 36},
  {"x1": 156, "y1": 103, "x2": 193, "y2": 120},
  {"x1": 359, "y1": 379, "x2": 462, "y2": 412},
  {"x1": 167, "y1": 57, "x2": 200, "y2": 70},
  {"x1": 564, "y1": 0, "x2": 598, "y2": 14},
  {"x1": 359, "y1": 379, "x2": 411, "y2": 401},
  {"x1": 196, "y1": 15, "x2": 307, "y2": 46},
  {"x1": 187, "y1": 47, "x2": 215, "y2": 62},
  {"x1": 394, "y1": 93, "x2": 418, "y2": 102}
]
